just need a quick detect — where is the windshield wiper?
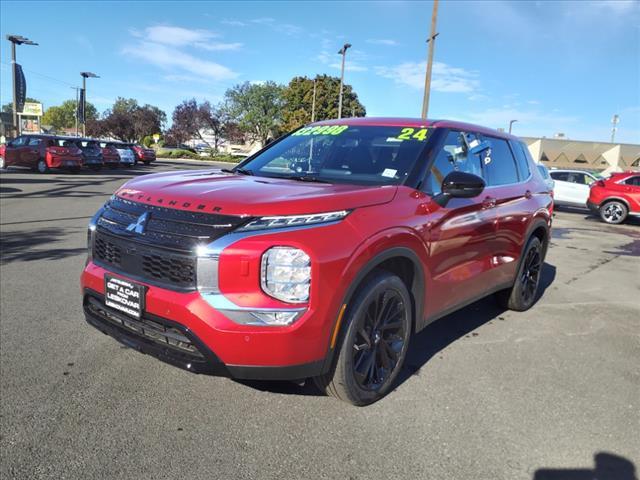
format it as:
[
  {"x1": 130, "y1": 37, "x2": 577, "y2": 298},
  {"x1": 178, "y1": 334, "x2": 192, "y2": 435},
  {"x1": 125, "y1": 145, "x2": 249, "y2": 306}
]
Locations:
[
  {"x1": 221, "y1": 167, "x2": 253, "y2": 175},
  {"x1": 286, "y1": 175, "x2": 331, "y2": 183}
]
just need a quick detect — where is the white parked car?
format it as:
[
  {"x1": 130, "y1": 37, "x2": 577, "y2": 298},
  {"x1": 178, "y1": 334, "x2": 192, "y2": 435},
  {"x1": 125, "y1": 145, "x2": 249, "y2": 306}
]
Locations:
[
  {"x1": 114, "y1": 142, "x2": 136, "y2": 167},
  {"x1": 549, "y1": 169, "x2": 603, "y2": 208}
]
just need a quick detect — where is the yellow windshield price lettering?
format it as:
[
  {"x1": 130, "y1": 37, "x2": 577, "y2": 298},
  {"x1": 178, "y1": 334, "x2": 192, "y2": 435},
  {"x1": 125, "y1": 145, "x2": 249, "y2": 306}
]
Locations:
[
  {"x1": 293, "y1": 125, "x2": 349, "y2": 136},
  {"x1": 396, "y1": 127, "x2": 428, "y2": 141}
]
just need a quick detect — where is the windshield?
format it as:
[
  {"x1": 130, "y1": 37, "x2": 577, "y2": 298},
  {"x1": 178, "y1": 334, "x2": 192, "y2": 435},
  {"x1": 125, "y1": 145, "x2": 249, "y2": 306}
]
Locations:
[{"x1": 238, "y1": 125, "x2": 432, "y2": 185}]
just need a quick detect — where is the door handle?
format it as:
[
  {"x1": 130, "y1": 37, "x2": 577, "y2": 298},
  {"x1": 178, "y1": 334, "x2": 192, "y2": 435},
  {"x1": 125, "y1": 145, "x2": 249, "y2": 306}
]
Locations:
[{"x1": 482, "y1": 196, "x2": 497, "y2": 208}]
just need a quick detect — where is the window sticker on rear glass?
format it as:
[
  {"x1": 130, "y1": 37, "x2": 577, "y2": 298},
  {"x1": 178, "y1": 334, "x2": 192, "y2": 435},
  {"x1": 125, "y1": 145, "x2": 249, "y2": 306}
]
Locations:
[
  {"x1": 394, "y1": 127, "x2": 429, "y2": 141},
  {"x1": 292, "y1": 125, "x2": 349, "y2": 136}
]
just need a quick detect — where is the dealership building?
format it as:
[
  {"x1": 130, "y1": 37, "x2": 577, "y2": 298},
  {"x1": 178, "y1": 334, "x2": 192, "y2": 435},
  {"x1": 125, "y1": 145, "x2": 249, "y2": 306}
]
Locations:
[{"x1": 522, "y1": 137, "x2": 640, "y2": 174}]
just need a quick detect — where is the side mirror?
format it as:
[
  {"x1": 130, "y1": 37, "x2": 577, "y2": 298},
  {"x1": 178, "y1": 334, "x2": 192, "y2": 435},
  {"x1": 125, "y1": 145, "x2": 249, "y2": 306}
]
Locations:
[{"x1": 434, "y1": 171, "x2": 485, "y2": 207}]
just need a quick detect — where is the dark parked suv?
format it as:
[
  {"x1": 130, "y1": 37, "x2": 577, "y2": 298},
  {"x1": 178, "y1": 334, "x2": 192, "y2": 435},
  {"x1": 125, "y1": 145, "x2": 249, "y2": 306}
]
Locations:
[
  {"x1": 71, "y1": 138, "x2": 104, "y2": 170},
  {"x1": 82, "y1": 118, "x2": 553, "y2": 405}
]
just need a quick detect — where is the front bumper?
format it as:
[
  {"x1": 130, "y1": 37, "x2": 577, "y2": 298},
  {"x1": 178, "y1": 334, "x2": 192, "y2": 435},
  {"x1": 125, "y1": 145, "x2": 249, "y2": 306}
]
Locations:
[{"x1": 81, "y1": 259, "x2": 330, "y2": 380}]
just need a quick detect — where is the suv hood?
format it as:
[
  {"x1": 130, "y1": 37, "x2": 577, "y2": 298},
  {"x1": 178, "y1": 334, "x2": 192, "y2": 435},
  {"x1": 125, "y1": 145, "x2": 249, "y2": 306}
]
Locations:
[{"x1": 116, "y1": 169, "x2": 398, "y2": 216}]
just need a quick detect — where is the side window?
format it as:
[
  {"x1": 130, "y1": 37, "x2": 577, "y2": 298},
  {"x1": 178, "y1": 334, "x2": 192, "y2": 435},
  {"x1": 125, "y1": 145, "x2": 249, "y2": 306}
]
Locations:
[
  {"x1": 550, "y1": 171, "x2": 568, "y2": 181},
  {"x1": 483, "y1": 136, "x2": 520, "y2": 186},
  {"x1": 425, "y1": 130, "x2": 483, "y2": 194},
  {"x1": 625, "y1": 176, "x2": 640, "y2": 186},
  {"x1": 510, "y1": 141, "x2": 531, "y2": 180},
  {"x1": 584, "y1": 174, "x2": 596, "y2": 186},
  {"x1": 11, "y1": 136, "x2": 27, "y2": 147},
  {"x1": 28, "y1": 138, "x2": 42, "y2": 146},
  {"x1": 565, "y1": 172, "x2": 586, "y2": 184}
]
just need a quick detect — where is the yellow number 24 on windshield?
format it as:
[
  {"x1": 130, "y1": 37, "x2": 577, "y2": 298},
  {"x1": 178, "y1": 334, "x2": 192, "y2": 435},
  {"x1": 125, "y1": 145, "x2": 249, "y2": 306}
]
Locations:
[{"x1": 397, "y1": 128, "x2": 428, "y2": 141}]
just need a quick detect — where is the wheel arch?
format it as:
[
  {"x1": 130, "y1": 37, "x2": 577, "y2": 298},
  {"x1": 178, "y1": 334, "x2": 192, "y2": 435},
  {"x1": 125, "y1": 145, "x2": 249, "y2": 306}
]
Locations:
[
  {"x1": 319, "y1": 246, "x2": 426, "y2": 375},
  {"x1": 599, "y1": 196, "x2": 631, "y2": 210}
]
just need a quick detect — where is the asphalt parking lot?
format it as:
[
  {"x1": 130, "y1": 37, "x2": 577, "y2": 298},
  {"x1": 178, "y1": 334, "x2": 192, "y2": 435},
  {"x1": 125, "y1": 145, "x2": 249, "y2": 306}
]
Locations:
[{"x1": 1, "y1": 160, "x2": 639, "y2": 480}]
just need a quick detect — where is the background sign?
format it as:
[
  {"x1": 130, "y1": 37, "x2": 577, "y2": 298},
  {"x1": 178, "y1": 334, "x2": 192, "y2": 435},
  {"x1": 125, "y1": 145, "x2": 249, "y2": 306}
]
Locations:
[
  {"x1": 77, "y1": 88, "x2": 85, "y2": 123},
  {"x1": 14, "y1": 64, "x2": 26, "y2": 113},
  {"x1": 21, "y1": 102, "x2": 43, "y2": 116}
]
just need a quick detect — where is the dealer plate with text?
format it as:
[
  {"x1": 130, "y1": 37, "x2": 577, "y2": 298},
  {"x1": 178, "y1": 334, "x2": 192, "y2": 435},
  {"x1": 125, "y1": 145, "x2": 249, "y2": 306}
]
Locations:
[{"x1": 104, "y1": 275, "x2": 145, "y2": 319}]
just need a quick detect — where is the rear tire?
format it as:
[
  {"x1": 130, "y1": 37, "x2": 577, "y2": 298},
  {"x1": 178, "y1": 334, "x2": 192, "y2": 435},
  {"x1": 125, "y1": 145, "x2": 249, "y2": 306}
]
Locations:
[
  {"x1": 313, "y1": 271, "x2": 412, "y2": 406},
  {"x1": 0, "y1": 156, "x2": 5, "y2": 170},
  {"x1": 496, "y1": 236, "x2": 543, "y2": 311},
  {"x1": 599, "y1": 200, "x2": 627, "y2": 224},
  {"x1": 36, "y1": 159, "x2": 49, "y2": 174}
]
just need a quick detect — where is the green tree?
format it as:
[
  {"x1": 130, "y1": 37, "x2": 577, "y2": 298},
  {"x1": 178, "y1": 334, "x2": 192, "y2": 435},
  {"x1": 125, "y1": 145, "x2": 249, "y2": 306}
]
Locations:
[
  {"x1": 281, "y1": 75, "x2": 366, "y2": 132},
  {"x1": 41, "y1": 100, "x2": 97, "y2": 131},
  {"x1": 1, "y1": 97, "x2": 40, "y2": 113},
  {"x1": 100, "y1": 97, "x2": 166, "y2": 141},
  {"x1": 224, "y1": 81, "x2": 285, "y2": 146}
]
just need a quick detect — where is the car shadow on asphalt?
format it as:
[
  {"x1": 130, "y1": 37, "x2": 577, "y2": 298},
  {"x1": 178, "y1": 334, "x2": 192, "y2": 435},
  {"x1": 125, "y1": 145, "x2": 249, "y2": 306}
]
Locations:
[
  {"x1": 0, "y1": 226, "x2": 86, "y2": 264},
  {"x1": 533, "y1": 452, "x2": 637, "y2": 480},
  {"x1": 238, "y1": 262, "x2": 557, "y2": 399}
]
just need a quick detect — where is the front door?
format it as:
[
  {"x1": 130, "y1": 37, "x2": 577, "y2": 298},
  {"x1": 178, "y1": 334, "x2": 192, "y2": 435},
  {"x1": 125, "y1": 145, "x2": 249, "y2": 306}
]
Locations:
[{"x1": 420, "y1": 129, "x2": 498, "y2": 315}]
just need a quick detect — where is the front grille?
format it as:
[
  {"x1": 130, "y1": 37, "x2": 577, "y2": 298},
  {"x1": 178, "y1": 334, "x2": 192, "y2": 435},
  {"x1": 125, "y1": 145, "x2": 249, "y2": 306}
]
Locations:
[
  {"x1": 92, "y1": 196, "x2": 250, "y2": 291},
  {"x1": 93, "y1": 231, "x2": 196, "y2": 290},
  {"x1": 85, "y1": 295, "x2": 205, "y2": 362}
]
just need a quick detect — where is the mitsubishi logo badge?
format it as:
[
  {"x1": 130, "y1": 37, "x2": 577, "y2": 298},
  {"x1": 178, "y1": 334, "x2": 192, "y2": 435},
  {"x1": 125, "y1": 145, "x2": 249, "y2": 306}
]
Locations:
[{"x1": 126, "y1": 211, "x2": 150, "y2": 234}]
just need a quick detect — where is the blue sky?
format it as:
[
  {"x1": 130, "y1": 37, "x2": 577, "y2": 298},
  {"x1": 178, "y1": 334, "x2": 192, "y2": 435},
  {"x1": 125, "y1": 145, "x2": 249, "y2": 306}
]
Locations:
[{"x1": 1, "y1": 0, "x2": 639, "y2": 143}]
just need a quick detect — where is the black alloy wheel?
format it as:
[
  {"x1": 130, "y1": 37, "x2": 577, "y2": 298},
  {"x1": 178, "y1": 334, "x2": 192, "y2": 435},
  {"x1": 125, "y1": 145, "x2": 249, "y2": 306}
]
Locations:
[
  {"x1": 352, "y1": 289, "x2": 407, "y2": 391},
  {"x1": 313, "y1": 271, "x2": 412, "y2": 406}
]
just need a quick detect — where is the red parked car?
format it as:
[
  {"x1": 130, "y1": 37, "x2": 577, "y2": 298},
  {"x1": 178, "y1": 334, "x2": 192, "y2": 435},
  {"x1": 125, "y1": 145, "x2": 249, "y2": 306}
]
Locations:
[
  {"x1": 132, "y1": 144, "x2": 156, "y2": 165},
  {"x1": 99, "y1": 142, "x2": 121, "y2": 169},
  {"x1": 0, "y1": 134, "x2": 83, "y2": 173},
  {"x1": 588, "y1": 171, "x2": 640, "y2": 224},
  {"x1": 81, "y1": 118, "x2": 552, "y2": 405}
]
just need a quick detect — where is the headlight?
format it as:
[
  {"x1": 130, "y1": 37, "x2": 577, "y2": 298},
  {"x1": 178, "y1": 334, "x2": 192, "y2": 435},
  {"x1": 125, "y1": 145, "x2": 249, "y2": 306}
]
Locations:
[
  {"x1": 237, "y1": 210, "x2": 350, "y2": 232},
  {"x1": 261, "y1": 247, "x2": 311, "y2": 303}
]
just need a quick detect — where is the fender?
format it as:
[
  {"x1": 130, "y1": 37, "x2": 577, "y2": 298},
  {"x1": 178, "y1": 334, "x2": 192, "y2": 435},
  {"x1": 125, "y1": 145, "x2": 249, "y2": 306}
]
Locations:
[
  {"x1": 598, "y1": 196, "x2": 631, "y2": 209},
  {"x1": 320, "y1": 228, "x2": 429, "y2": 374}
]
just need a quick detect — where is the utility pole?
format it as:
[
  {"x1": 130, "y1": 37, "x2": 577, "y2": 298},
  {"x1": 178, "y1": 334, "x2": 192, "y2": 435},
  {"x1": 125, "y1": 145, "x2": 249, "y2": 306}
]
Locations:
[
  {"x1": 421, "y1": 0, "x2": 439, "y2": 119},
  {"x1": 80, "y1": 71, "x2": 99, "y2": 136},
  {"x1": 610, "y1": 114, "x2": 619, "y2": 143},
  {"x1": 337, "y1": 43, "x2": 351, "y2": 119},
  {"x1": 6, "y1": 34, "x2": 38, "y2": 137},
  {"x1": 509, "y1": 119, "x2": 518, "y2": 134},
  {"x1": 311, "y1": 78, "x2": 317, "y2": 122}
]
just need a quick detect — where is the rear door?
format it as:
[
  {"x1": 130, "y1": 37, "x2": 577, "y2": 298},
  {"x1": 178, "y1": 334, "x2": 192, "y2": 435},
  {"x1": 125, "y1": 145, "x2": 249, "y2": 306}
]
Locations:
[
  {"x1": 24, "y1": 137, "x2": 42, "y2": 168},
  {"x1": 621, "y1": 175, "x2": 640, "y2": 212},
  {"x1": 422, "y1": 129, "x2": 499, "y2": 314},
  {"x1": 480, "y1": 135, "x2": 533, "y2": 285}
]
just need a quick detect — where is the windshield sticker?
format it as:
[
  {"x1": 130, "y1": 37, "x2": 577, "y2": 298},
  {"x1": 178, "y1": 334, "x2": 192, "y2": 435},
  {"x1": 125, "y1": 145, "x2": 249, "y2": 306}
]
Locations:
[
  {"x1": 381, "y1": 168, "x2": 397, "y2": 178},
  {"x1": 395, "y1": 127, "x2": 429, "y2": 142},
  {"x1": 293, "y1": 125, "x2": 349, "y2": 136}
]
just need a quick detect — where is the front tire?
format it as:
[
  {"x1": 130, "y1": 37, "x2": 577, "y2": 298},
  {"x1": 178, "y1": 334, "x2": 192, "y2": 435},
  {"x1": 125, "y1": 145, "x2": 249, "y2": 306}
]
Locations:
[
  {"x1": 314, "y1": 271, "x2": 412, "y2": 406},
  {"x1": 496, "y1": 236, "x2": 543, "y2": 311},
  {"x1": 37, "y1": 159, "x2": 49, "y2": 174},
  {"x1": 599, "y1": 200, "x2": 628, "y2": 224}
]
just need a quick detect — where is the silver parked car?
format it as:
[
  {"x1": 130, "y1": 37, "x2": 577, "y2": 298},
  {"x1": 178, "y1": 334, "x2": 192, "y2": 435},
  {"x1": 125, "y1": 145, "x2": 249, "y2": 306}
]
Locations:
[{"x1": 113, "y1": 142, "x2": 136, "y2": 167}]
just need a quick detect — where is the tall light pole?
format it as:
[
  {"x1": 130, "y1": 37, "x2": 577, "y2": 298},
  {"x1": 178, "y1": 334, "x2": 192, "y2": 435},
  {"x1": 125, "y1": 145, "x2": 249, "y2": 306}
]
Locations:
[
  {"x1": 70, "y1": 87, "x2": 81, "y2": 136},
  {"x1": 337, "y1": 43, "x2": 351, "y2": 119},
  {"x1": 509, "y1": 119, "x2": 518, "y2": 134},
  {"x1": 6, "y1": 34, "x2": 38, "y2": 136},
  {"x1": 421, "y1": 0, "x2": 439, "y2": 119},
  {"x1": 611, "y1": 114, "x2": 620, "y2": 143},
  {"x1": 80, "y1": 71, "x2": 99, "y2": 136}
]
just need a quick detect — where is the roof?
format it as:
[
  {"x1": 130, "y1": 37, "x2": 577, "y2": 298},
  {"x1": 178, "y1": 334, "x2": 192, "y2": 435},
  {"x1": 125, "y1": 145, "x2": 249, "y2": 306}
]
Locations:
[{"x1": 312, "y1": 117, "x2": 519, "y2": 141}]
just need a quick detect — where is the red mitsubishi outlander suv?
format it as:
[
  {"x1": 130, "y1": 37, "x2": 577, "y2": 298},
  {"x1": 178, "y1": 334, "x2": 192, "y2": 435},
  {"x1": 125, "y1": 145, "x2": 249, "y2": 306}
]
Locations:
[{"x1": 81, "y1": 118, "x2": 552, "y2": 405}]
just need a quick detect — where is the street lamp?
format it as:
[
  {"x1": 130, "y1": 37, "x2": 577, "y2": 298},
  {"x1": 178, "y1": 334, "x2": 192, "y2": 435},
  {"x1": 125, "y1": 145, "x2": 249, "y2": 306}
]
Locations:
[
  {"x1": 337, "y1": 43, "x2": 351, "y2": 119},
  {"x1": 80, "y1": 71, "x2": 99, "y2": 136},
  {"x1": 6, "y1": 34, "x2": 38, "y2": 136},
  {"x1": 509, "y1": 119, "x2": 518, "y2": 134}
]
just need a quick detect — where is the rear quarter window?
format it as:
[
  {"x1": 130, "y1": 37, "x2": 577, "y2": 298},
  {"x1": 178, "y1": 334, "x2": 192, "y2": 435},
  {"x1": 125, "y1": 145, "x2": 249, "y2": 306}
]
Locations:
[{"x1": 482, "y1": 136, "x2": 519, "y2": 186}]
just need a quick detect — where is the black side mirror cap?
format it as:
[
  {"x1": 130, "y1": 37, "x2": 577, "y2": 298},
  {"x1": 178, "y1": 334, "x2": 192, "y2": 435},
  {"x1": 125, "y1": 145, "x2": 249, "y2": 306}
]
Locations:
[{"x1": 434, "y1": 171, "x2": 485, "y2": 207}]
